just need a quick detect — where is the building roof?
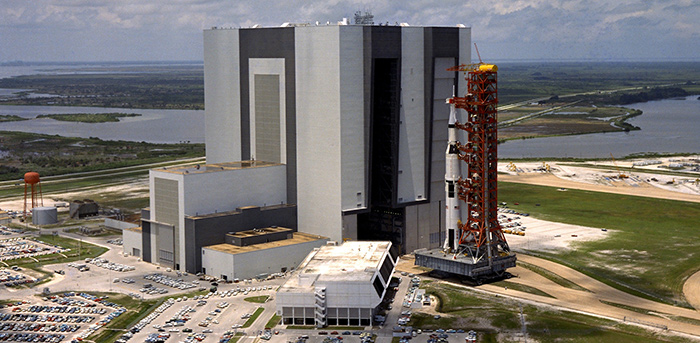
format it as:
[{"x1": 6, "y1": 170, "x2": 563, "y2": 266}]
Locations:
[
  {"x1": 123, "y1": 226, "x2": 142, "y2": 233},
  {"x1": 226, "y1": 226, "x2": 292, "y2": 239},
  {"x1": 279, "y1": 241, "x2": 391, "y2": 291},
  {"x1": 203, "y1": 232, "x2": 328, "y2": 255},
  {"x1": 155, "y1": 160, "x2": 282, "y2": 175}
]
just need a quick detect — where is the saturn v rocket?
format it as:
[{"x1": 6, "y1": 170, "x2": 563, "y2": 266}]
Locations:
[{"x1": 443, "y1": 100, "x2": 461, "y2": 252}]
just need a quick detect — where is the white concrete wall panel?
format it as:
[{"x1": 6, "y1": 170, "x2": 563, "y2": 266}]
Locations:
[
  {"x1": 276, "y1": 292, "x2": 317, "y2": 310},
  {"x1": 397, "y1": 27, "x2": 426, "y2": 204},
  {"x1": 338, "y1": 26, "x2": 367, "y2": 212},
  {"x1": 105, "y1": 218, "x2": 139, "y2": 231},
  {"x1": 323, "y1": 282, "x2": 379, "y2": 308},
  {"x1": 122, "y1": 229, "x2": 142, "y2": 256},
  {"x1": 181, "y1": 165, "x2": 287, "y2": 216},
  {"x1": 219, "y1": 239, "x2": 326, "y2": 280},
  {"x1": 201, "y1": 248, "x2": 234, "y2": 279},
  {"x1": 295, "y1": 26, "x2": 343, "y2": 243},
  {"x1": 204, "y1": 29, "x2": 242, "y2": 164}
]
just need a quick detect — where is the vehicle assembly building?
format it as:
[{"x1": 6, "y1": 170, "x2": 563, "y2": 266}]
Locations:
[
  {"x1": 203, "y1": 23, "x2": 471, "y2": 254},
  {"x1": 276, "y1": 241, "x2": 397, "y2": 327},
  {"x1": 125, "y1": 21, "x2": 483, "y2": 276}
]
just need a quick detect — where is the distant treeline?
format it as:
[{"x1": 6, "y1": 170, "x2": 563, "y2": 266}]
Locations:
[
  {"x1": 616, "y1": 87, "x2": 689, "y2": 105},
  {"x1": 0, "y1": 131, "x2": 204, "y2": 181},
  {"x1": 36, "y1": 112, "x2": 141, "y2": 123}
]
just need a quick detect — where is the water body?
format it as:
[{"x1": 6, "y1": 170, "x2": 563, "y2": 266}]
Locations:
[
  {"x1": 498, "y1": 95, "x2": 700, "y2": 159},
  {"x1": 0, "y1": 105, "x2": 204, "y2": 144},
  {"x1": 0, "y1": 63, "x2": 205, "y2": 143}
]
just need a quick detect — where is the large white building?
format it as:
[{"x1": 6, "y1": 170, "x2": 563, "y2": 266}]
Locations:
[
  {"x1": 276, "y1": 241, "x2": 397, "y2": 327},
  {"x1": 204, "y1": 23, "x2": 471, "y2": 254},
  {"x1": 126, "y1": 22, "x2": 472, "y2": 274}
]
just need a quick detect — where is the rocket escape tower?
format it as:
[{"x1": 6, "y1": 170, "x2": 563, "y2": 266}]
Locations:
[{"x1": 414, "y1": 59, "x2": 516, "y2": 280}]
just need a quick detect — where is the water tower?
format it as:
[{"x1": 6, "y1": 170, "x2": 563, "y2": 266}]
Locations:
[{"x1": 23, "y1": 171, "x2": 43, "y2": 218}]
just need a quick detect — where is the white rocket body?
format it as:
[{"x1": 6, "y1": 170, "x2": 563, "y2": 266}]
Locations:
[{"x1": 444, "y1": 102, "x2": 461, "y2": 251}]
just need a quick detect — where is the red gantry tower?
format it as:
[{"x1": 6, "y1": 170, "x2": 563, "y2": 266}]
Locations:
[
  {"x1": 415, "y1": 60, "x2": 515, "y2": 280},
  {"x1": 450, "y1": 63, "x2": 511, "y2": 262}
]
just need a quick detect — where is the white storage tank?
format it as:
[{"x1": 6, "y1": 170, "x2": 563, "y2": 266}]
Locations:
[{"x1": 33, "y1": 206, "x2": 58, "y2": 225}]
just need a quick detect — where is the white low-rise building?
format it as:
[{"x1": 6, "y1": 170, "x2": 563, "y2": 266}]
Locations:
[
  {"x1": 201, "y1": 229, "x2": 328, "y2": 280},
  {"x1": 276, "y1": 241, "x2": 397, "y2": 327}
]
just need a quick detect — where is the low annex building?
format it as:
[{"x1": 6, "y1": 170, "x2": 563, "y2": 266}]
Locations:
[
  {"x1": 276, "y1": 241, "x2": 397, "y2": 327},
  {"x1": 201, "y1": 227, "x2": 328, "y2": 280}
]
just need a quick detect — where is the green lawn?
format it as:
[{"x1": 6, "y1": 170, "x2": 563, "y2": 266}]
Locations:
[
  {"x1": 244, "y1": 295, "x2": 269, "y2": 303},
  {"x1": 265, "y1": 314, "x2": 281, "y2": 329},
  {"x1": 242, "y1": 307, "x2": 265, "y2": 328},
  {"x1": 499, "y1": 181, "x2": 700, "y2": 307}
]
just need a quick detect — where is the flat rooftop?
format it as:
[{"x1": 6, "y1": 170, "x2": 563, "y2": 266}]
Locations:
[
  {"x1": 203, "y1": 232, "x2": 328, "y2": 255},
  {"x1": 280, "y1": 241, "x2": 391, "y2": 291},
  {"x1": 154, "y1": 160, "x2": 281, "y2": 175},
  {"x1": 227, "y1": 226, "x2": 292, "y2": 238}
]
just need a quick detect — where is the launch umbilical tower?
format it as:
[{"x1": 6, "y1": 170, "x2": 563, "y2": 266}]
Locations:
[
  {"x1": 415, "y1": 62, "x2": 515, "y2": 279},
  {"x1": 450, "y1": 63, "x2": 510, "y2": 262}
]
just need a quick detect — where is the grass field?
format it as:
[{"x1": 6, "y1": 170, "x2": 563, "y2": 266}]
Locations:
[
  {"x1": 498, "y1": 181, "x2": 700, "y2": 307},
  {"x1": 265, "y1": 314, "x2": 281, "y2": 329},
  {"x1": 244, "y1": 295, "x2": 269, "y2": 303},
  {"x1": 5, "y1": 235, "x2": 108, "y2": 268},
  {"x1": 420, "y1": 282, "x2": 692, "y2": 342},
  {"x1": 243, "y1": 307, "x2": 265, "y2": 328}
]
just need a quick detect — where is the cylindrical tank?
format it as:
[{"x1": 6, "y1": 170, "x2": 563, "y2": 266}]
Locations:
[
  {"x1": 32, "y1": 206, "x2": 58, "y2": 225},
  {"x1": 24, "y1": 172, "x2": 40, "y2": 184}
]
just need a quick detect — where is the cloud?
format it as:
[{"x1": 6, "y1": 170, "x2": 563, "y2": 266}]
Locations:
[{"x1": 0, "y1": 0, "x2": 698, "y2": 61}]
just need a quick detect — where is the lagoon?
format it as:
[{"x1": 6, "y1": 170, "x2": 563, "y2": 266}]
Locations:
[{"x1": 498, "y1": 95, "x2": 700, "y2": 159}]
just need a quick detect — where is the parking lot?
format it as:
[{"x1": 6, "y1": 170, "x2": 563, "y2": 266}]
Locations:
[
  {"x1": 0, "y1": 292, "x2": 126, "y2": 342},
  {"x1": 0, "y1": 236, "x2": 68, "y2": 262},
  {"x1": 123, "y1": 283, "x2": 280, "y2": 343},
  {"x1": 0, "y1": 231, "x2": 486, "y2": 343},
  {"x1": 0, "y1": 267, "x2": 36, "y2": 287}
]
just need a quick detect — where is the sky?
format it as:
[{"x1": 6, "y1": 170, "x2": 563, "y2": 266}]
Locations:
[{"x1": 1, "y1": 0, "x2": 699, "y2": 63}]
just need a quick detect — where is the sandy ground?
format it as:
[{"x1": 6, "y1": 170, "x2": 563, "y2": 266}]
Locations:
[
  {"x1": 499, "y1": 165, "x2": 700, "y2": 203},
  {"x1": 499, "y1": 213, "x2": 609, "y2": 251}
]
